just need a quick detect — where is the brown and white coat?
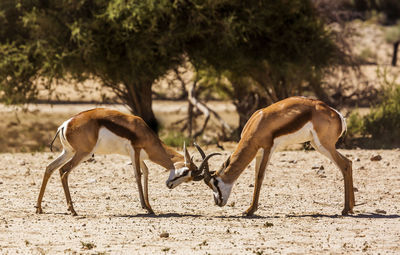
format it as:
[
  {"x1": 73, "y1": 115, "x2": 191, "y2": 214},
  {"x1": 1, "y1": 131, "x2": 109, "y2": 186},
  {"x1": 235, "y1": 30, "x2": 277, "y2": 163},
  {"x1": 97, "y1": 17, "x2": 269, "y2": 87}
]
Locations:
[
  {"x1": 36, "y1": 108, "x2": 204, "y2": 216},
  {"x1": 199, "y1": 97, "x2": 355, "y2": 216}
]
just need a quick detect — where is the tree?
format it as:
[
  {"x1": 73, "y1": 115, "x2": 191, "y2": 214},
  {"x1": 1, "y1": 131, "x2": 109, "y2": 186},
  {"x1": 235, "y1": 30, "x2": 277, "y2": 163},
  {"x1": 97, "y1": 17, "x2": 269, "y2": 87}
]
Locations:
[
  {"x1": 183, "y1": 0, "x2": 341, "y2": 135},
  {"x1": 1, "y1": 0, "x2": 340, "y2": 136},
  {"x1": 21, "y1": 0, "x2": 190, "y2": 132},
  {"x1": 0, "y1": 0, "x2": 42, "y2": 105}
]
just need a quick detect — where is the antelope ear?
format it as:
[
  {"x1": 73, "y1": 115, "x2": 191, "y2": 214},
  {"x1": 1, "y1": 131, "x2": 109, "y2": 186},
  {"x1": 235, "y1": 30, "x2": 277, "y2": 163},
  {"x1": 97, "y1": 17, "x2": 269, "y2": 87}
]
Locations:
[
  {"x1": 183, "y1": 141, "x2": 191, "y2": 164},
  {"x1": 226, "y1": 156, "x2": 231, "y2": 167},
  {"x1": 183, "y1": 141, "x2": 187, "y2": 163}
]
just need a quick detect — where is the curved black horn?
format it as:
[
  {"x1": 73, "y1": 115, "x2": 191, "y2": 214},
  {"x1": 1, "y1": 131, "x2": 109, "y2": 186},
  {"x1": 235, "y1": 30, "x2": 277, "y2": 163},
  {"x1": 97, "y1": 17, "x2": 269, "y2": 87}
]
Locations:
[
  {"x1": 191, "y1": 142, "x2": 209, "y2": 181},
  {"x1": 193, "y1": 142, "x2": 210, "y2": 175},
  {"x1": 198, "y1": 152, "x2": 221, "y2": 183},
  {"x1": 193, "y1": 142, "x2": 206, "y2": 159}
]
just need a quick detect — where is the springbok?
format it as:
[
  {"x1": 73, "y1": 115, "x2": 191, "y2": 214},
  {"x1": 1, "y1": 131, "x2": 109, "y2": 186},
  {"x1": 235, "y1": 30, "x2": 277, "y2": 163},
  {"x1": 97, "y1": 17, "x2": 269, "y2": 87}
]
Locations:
[
  {"x1": 194, "y1": 97, "x2": 355, "y2": 216},
  {"x1": 35, "y1": 108, "x2": 217, "y2": 216}
]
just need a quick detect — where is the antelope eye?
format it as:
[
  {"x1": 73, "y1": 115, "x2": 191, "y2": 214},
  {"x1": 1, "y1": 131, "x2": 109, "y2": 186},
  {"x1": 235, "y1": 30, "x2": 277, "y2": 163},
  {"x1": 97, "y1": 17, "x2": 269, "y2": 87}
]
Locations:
[{"x1": 213, "y1": 178, "x2": 219, "y2": 188}]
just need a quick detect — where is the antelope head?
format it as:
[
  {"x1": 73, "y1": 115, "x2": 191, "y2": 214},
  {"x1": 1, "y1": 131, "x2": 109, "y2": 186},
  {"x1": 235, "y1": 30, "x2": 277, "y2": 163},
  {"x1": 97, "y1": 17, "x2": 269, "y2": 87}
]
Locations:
[
  {"x1": 194, "y1": 143, "x2": 233, "y2": 207},
  {"x1": 166, "y1": 142, "x2": 220, "y2": 189}
]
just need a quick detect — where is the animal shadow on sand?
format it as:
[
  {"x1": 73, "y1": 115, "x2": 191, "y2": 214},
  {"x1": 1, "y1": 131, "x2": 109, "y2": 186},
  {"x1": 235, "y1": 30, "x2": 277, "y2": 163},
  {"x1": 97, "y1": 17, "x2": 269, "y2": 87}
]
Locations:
[
  {"x1": 113, "y1": 213, "x2": 203, "y2": 218},
  {"x1": 215, "y1": 211, "x2": 400, "y2": 219},
  {"x1": 285, "y1": 213, "x2": 400, "y2": 219},
  {"x1": 113, "y1": 209, "x2": 400, "y2": 219},
  {"x1": 40, "y1": 211, "x2": 400, "y2": 220}
]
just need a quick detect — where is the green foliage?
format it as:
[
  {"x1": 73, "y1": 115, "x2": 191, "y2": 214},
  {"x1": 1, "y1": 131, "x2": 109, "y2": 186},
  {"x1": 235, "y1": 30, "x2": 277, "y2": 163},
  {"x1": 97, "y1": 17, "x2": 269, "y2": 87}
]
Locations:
[
  {"x1": 347, "y1": 68, "x2": 400, "y2": 147},
  {"x1": 358, "y1": 47, "x2": 378, "y2": 63},
  {"x1": 160, "y1": 130, "x2": 191, "y2": 148},
  {"x1": 186, "y1": 0, "x2": 338, "y2": 74},
  {"x1": 363, "y1": 75, "x2": 400, "y2": 141},
  {"x1": 0, "y1": 43, "x2": 39, "y2": 104},
  {"x1": 0, "y1": 0, "x2": 339, "y2": 133},
  {"x1": 346, "y1": 111, "x2": 365, "y2": 137},
  {"x1": 0, "y1": 1, "x2": 38, "y2": 104},
  {"x1": 385, "y1": 22, "x2": 400, "y2": 43}
]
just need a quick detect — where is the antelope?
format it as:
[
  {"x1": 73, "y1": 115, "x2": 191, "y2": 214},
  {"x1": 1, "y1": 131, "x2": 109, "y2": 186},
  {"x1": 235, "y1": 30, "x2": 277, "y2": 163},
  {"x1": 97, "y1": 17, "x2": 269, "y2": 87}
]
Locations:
[
  {"x1": 35, "y1": 108, "x2": 217, "y2": 216},
  {"x1": 193, "y1": 97, "x2": 355, "y2": 216}
]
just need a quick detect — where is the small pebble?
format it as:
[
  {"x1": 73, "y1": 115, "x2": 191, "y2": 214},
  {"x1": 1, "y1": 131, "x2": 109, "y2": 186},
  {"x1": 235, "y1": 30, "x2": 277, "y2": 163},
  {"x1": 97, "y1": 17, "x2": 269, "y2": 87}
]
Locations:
[
  {"x1": 375, "y1": 209, "x2": 386, "y2": 214},
  {"x1": 160, "y1": 232, "x2": 169, "y2": 238},
  {"x1": 370, "y1": 155, "x2": 382, "y2": 161}
]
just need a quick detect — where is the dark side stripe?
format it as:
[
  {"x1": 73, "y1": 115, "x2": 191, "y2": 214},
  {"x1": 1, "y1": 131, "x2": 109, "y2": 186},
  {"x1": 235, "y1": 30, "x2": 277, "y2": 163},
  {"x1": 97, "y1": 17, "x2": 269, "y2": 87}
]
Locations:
[
  {"x1": 272, "y1": 110, "x2": 312, "y2": 138},
  {"x1": 98, "y1": 119, "x2": 138, "y2": 144}
]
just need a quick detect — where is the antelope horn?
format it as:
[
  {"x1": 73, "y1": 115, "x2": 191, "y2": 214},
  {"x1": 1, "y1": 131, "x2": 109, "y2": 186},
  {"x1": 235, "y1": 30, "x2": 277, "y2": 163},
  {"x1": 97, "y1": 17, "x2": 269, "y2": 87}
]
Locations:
[
  {"x1": 193, "y1": 142, "x2": 206, "y2": 159},
  {"x1": 183, "y1": 142, "x2": 206, "y2": 181},
  {"x1": 191, "y1": 142, "x2": 209, "y2": 181},
  {"x1": 197, "y1": 152, "x2": 221, "y2": 184}
]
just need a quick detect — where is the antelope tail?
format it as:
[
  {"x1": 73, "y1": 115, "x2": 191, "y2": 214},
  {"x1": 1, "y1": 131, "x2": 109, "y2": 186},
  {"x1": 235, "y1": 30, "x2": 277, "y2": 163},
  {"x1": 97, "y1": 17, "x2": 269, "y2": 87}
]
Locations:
[{"x1": 49, "y1": 129, "x2": 60, "y2": 152}]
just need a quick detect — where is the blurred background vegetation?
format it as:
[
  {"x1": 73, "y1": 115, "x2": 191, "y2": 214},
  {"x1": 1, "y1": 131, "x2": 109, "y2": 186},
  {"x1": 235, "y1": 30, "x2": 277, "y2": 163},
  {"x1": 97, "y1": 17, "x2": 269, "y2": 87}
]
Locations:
[{"x1": 0, "y1": 0, "x2": 399, "y2": 152}]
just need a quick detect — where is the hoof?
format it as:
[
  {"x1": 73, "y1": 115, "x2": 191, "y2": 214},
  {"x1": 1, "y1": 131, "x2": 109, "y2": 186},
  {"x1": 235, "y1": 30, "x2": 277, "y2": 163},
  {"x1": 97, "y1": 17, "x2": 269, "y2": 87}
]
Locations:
[
  {"x1": 146, "y1": 208, "x2": 155, "y2": 215},
  {"x1": 69, "y1": 208, "x2": 78, "y2": 216},
  {"x1": 36, "y1": 207, "x2": 43, "y2": 214},
  {"x1": 341, "y1": 208, "x2": 354, "y2": 216},
  {"x1": 243, "y1": 210, "x2": 255, "y2": 217}
]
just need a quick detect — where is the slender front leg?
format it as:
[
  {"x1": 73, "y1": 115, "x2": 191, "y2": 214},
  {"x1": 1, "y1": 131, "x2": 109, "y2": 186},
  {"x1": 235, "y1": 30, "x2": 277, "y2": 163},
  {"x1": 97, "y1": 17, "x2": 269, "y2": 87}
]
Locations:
[
  {"x1": 131, "y1": 149, "x2": 154, "y2": 214},
  {"x1": 244, "y1": 147, "x2": 271, "y2": 216},
  {"x1": 140, "y1": 161, "x2": 153, "y2": 211}
]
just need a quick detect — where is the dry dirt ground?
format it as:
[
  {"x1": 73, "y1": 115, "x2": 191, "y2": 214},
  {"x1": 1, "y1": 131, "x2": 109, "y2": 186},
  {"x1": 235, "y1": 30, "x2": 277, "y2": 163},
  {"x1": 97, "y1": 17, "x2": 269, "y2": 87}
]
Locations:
[{"x1": 0, "y1": 147, "x2": 399, "y2": 254}]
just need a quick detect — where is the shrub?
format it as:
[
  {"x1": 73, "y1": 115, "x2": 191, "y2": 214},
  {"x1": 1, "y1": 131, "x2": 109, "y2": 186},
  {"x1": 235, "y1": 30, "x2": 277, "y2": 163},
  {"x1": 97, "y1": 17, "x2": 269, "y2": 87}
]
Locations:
[
  {"x1": 160, "y1": 130, "x2": 191, "y2": 148},
  {"x1": 347, "y1": 68, "x2": 400, "y2": 147},
  {"x1": 363, "y1": 80, "x2": 400, "y2": 141},
  {"x1": 358, "y1": 47, "x2": 378, "y2": 63},
  {"x1": 346, "y1": 111, "x2": 365, "y2": 138}
]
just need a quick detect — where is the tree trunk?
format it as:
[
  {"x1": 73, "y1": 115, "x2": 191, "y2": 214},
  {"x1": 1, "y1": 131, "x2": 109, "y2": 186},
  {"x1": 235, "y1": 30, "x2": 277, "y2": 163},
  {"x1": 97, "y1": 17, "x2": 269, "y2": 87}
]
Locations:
[
  {"x1": 231, "y1": 82, "x2": 266, "y2": 140},
  {"x1": 308, "y1": 74, "x2": 335, "y2": 106},
  {"x1": 124, "y1": 81, "x2": 159, "y2": 133},
  {"x1": 392, "y1": 41, "x2": 399, "y2": 66}
]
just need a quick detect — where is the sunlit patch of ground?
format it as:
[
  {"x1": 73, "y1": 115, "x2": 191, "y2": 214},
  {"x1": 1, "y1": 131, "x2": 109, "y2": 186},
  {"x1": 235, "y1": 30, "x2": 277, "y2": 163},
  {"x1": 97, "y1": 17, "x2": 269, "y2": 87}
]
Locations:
[{"x1": 0, "y1": 149, "x2": 399, "y2": 254}]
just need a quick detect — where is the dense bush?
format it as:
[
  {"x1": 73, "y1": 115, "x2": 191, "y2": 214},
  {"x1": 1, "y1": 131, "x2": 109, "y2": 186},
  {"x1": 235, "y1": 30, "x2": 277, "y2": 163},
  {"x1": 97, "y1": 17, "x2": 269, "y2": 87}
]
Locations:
[
  {"x1": 347, "y1": 69, "x2": 400, "y2": 147},
  {"x1": 363, "y1": 82, "x2": 400, "y2": 140}
]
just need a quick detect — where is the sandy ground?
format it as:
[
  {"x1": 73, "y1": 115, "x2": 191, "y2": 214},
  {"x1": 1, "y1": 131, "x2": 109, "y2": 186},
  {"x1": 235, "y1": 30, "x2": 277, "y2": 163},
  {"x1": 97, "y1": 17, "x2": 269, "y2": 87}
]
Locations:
[{"x1": 0, "y1": 148, "x2": 399, "y2": 254}]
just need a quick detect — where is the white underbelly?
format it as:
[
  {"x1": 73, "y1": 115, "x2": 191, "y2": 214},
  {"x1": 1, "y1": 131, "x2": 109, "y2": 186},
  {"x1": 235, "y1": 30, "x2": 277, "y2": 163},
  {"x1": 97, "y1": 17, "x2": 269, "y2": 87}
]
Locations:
[
  {"x1": 93, "y1": 127, "x2": 131, "y2": 155},
  {"x1": 93, "y1": 127, "x2": 150, "y2": 160},
  {"x1": 272, "y1": 121, "x2": 313, "y2": 150}
]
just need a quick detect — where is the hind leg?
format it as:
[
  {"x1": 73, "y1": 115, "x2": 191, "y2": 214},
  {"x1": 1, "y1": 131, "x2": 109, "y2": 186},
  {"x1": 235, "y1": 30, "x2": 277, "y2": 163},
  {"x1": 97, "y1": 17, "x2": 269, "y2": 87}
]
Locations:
[
  {"x1": 332, "y1": 150, "x2": 354, "y2": 215},
  {"x1": 58, "y1": 152, "x2": 91, "y2": 216},
  {"x1": 36, "y1": 150, "x2": 73, "y2": 214}
]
